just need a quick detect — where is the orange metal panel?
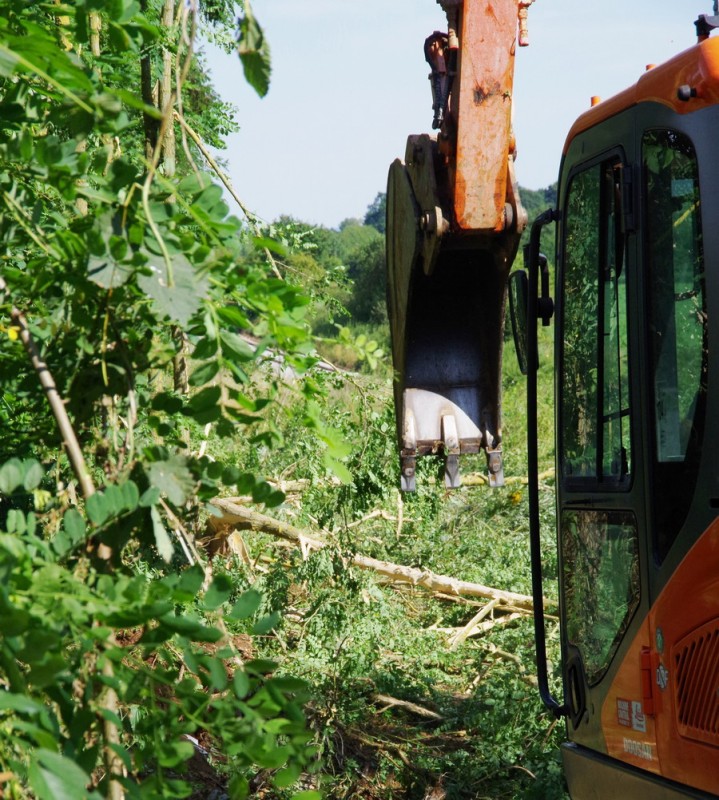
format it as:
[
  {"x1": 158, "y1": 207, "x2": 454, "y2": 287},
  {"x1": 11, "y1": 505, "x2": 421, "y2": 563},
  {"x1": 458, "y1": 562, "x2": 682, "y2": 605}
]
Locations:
[
  {"x1": 648, "y1": 517, "x2": 719, "y2": 794},
  {"x1": 564, "y1": 37, "x2": 719, "y2": 153},
  {"x1": 601, "y1": 518, "x2": 719, "y2": 795},
  {"x1": 600, "y1": 618, "x2": 661, "y2": 774},
  {"x1": 453, "y1": 0, "x2": 519, "y2": 232}
]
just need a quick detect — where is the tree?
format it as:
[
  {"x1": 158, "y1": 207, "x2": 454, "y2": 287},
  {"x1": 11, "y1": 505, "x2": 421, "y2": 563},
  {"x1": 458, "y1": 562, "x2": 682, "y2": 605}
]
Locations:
[
  {"x1": 346, "y1": 237, "x2": 387, "y2": 324},
  {"x1": 364, "y1": 191, "x2": 387, "y2": 234}
]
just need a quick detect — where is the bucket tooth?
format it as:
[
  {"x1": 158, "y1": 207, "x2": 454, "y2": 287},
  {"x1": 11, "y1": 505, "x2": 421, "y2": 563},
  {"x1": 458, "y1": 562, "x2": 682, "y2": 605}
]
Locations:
[
  {"x1": 487, "y1": 448, "x2": 504, "y2": 488},
  {"x1": 401, "y1": 455, "x2": 417, "y2": 492},
  {"x1": 445, "y1": 454, "x2": 460, "y2": 488}
]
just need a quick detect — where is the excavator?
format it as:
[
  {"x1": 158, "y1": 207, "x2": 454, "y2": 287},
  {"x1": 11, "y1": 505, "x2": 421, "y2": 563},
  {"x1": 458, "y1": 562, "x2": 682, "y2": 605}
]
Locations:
[{"x1": 386, "y1": 1, "x2": 719, "y2": 797}]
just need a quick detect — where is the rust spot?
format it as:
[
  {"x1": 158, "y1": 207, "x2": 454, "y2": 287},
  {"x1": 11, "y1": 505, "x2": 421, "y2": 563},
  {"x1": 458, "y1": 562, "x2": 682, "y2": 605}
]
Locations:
[
  {"x1": 473, "y1": 81, "x2": 501, "y2": 105},
  {"x1": 474, "y1": 86, "x2": 490, "y2": 104}
]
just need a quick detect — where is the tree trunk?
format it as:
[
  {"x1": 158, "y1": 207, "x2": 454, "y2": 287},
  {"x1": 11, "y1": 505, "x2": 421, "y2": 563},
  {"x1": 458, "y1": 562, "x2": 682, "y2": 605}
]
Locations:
[
  {"x1": 139, "y1": 0, "x2": 159, "y2": 161},
  {"x1": 160, "y1": 0, "x2": 176, "y2": 177}
]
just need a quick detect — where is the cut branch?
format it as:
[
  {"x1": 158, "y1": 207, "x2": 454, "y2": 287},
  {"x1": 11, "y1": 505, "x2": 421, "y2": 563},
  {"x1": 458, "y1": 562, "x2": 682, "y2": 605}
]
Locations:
[
  {"x1": 208, "y1": 498, "x2": 554, "y2": 612},
  {"x1": 373, "y1": 694, "x2": 443, "y2": 720}
]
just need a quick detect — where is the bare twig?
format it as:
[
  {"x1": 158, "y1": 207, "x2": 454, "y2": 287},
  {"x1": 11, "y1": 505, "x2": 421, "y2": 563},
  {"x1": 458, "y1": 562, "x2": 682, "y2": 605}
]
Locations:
[
  {"x1": 158, "y1": 498, "x2": 203, "y2": 565},
  {"x1": 448, "y1": 599, "x2": 500, "y2": 650},
  {"x1": 172, "y1": 111, "x2": 283, "y2": 279},
  {"x1": 9, "y1": 307, "x2": 95, "y2": 503},
  {"x1": 396, "y1": 490, "x2": 404, "y2": 537},
  {"x1": 373, "y1": 693, "x2": 443, "y2": 721},
  {"x1": 431, "y1": 613, "x2": 524, "y2": 639}
]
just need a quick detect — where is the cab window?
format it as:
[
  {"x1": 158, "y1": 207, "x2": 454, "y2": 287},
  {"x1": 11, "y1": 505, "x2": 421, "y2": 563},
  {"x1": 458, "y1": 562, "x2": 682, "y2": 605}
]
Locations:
[
  {"x1": 560, "y1": 159, "x2": 631, "y2": 485},
  {"x1": 561, "y1": 510, "x2": 640, "y2": 685},
  {"x1": 643, "y1": 129, "x2": 707, "y2": 561}
]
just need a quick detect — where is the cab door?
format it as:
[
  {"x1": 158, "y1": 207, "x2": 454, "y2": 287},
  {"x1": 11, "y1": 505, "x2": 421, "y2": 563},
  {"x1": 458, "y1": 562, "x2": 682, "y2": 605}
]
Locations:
[{"x1": 556, "y1": 128, "x2": 649, "y2": 757}]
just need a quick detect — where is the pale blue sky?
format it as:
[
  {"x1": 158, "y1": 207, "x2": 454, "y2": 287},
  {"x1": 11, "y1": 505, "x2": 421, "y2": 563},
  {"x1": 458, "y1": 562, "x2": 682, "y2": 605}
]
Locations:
[{"x1": 206, "y1": 1, "x2": 702, "y2": 228}]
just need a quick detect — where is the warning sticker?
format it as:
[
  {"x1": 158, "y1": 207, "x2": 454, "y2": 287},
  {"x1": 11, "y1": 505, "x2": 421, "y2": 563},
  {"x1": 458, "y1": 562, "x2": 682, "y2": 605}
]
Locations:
[
  {"x1": 631, "y1": 701, "x2": 646, "y2": 733},
  {"x1": 617, "y1": 698, "x2": 631, "y2": 727}
]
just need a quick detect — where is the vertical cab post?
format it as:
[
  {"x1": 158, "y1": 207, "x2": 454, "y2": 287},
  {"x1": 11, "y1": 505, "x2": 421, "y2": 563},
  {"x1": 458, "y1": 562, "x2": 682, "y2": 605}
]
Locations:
[{"x1": 523, "y1": 208, "x2": 566, "y2": 717}]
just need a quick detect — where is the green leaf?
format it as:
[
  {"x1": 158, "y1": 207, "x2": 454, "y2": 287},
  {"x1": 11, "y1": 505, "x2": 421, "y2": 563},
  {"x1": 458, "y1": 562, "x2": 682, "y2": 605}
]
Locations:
[
  {"x1": 228, "y1": 589, "x2": 262, "y2": 620},
  {"x1": 270, "y1": 676, "x2": 308, "y2": 693},
  {"x1": 187, "y1": 385, "x2": 221, "y2": 413},
  {"x1": 274, "y1": 763, "x2": 301, "y2": 789},
  {"x1": 0, "y1": 459, "x2": 23, "y2": 494},
  {"x1": 0, "y1": 693, "x2": 47, "y2": 715},
  {"x1": 151, "y1": 392, "x2": 184, "y2": 414},
  {"x1": 216, "y1": 305, "x2": 250, "y2": 328},
  {"x1": 63, "y1": 508, "x2": 86, "y2": 544},
  {"x1": 87, "y1": 254, "x2": 133, "y2": 288},
  {"x1": 252, "y1": 236, "x2": 287, "y2": 257},
  {"x1": 228, "y1": 774, "x2": 250, "y2": 800},
  {"x1": 28, "y1": 750, "x2": 93, "y2": 800},
  {"x1": 139, "y1": 486, "x2": 161, "y2": 507},
  {"x1": 150, "y1": 505, "x2": 173, "y2": 562},
  {"x1": 233, "y1": 670, "x2": 250, "y2": 699},
  {"x1": 159, "y1": 613, "x2": 223, "y2": 642},
  {"x1": 237, "y1": 7, "x2": 271, "y2": 98},
  {"x1": 175, "y1": 564, "x2": 205, "y2": 599},
  {"x1": 146, "y1": 453, "x2": 194, "y2": 506},
  {"x1": 189, "y1": 360, "x2": 220, "y2": 387},
  {"x1": 0, "y1": 45, "x2": 20, "y2": 77},
  {"x1": 103, "y1": 484, "x2": 125, "y2": 517},
  {"x1": 204, "y1": 656, "x2": 228, "y2": 691},
  {"x1": 193, "y1": 184, "x2": 224, "y2": 214},
  {"x1": 86, "y1": 492, "x2": 110, "y2": 526},
  {"x1": 22, "y1": 459, "x2": 44, "y2": 490},
  {"x1": 220, "y1": 330, "x2": 256, "y2": 362},
  {"x1": 323, "y1": 454, "x2": 353, "y2": 485},
  {"x1": 290, "y1": 792, "x2": 322, "y2": 800},
  {"x1": 120, "y1": 479, "x2": 140, "y2": 511},
  {"x1": 112, "y1": 88, "x2": 163, "y2": 118},
  {"x1": 138, "y1": 254, "x2": 209, "y2": 326},
  {"x1": 244, "y1": 658, "x2": 278, "y2": 675},
  {"x1": 203, "y1": 573, "x2": 233, "y2": 610}
]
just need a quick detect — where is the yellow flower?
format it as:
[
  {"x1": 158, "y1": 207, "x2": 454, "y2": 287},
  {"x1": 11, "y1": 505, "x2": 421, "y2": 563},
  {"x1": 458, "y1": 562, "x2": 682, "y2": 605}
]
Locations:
[{"x1": 8, "y1": 325, "x2": 21, "y2": 341}]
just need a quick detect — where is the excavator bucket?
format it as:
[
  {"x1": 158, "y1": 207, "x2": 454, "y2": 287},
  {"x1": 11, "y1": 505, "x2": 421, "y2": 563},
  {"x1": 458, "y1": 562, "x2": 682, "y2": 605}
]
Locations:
[
  {"x1": 387, "y1": 141, "x2": 519, "y2": 491},
  {"x1": 385, "y1": 0, "x2": 530, "y2": 490}
]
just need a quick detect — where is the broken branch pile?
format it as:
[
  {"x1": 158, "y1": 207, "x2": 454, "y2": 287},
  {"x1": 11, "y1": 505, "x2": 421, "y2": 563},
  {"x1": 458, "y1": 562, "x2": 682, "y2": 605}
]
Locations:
[{"x1": 208, "y1": 497, "x2": 554, "y2": 614}]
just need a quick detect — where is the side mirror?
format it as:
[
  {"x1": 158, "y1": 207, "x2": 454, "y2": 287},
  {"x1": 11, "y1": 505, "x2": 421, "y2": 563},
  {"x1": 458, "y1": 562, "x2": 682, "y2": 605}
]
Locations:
[{"x1": 508, "y1": 269, "x2": 530, "y2": 375}]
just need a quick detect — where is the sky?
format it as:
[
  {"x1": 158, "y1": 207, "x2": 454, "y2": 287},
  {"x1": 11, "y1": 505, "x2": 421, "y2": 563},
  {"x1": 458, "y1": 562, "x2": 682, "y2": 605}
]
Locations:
[{"x1": 205, "y1": 1, "x2": 703, "y2": 229}]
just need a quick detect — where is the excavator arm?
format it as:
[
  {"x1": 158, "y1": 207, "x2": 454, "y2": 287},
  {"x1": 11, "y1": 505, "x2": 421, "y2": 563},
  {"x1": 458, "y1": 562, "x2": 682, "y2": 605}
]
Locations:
[{"x1": 386, "y1": 0, "x2": 533, "y2": 490}]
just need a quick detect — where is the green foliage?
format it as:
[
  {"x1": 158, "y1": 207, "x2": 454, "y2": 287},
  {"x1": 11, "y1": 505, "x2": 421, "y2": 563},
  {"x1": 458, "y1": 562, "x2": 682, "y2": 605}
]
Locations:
[
  {"x1": 0, "y1": 1, "x2": 330, "y2": 797},
  {"x1": 0, "y1": 1, "x2": 568, "y2": 796},
  {"x1": 520, "y1": 184, "x2": 558, "y2": 263},
  {"x1": 363, "y1": 192, "x2": 387, "y2": 234},
  {"x1": 0, "y1": 504, "x2": 317, "y2": 798},
  {"x1": 345, "y1": 237, "x2": 386, "y2": 325}
]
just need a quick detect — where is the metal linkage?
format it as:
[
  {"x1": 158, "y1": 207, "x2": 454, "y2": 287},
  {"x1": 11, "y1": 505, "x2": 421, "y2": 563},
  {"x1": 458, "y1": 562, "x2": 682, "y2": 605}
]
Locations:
[{"x1": 696, "y1": 13, "x2": 719, "y2": 40}]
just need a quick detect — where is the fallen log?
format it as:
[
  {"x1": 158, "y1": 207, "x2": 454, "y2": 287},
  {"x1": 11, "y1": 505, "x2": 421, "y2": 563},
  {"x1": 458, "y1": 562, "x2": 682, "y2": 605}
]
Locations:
[{"x1": 208, "y1": 498, "x2": 554, "y2": 612}]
